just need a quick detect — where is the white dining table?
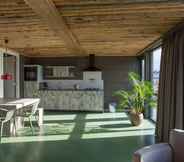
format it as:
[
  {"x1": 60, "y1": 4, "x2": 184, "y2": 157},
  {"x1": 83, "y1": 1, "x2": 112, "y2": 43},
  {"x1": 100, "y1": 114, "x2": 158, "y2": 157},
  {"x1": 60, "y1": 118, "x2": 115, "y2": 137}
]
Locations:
[
  {"x1": 0, "y1": 98, "x2": 40, "y2": 110},
  {"x1": 0, "y1": 98, "x2": 42, "y2": 136}
]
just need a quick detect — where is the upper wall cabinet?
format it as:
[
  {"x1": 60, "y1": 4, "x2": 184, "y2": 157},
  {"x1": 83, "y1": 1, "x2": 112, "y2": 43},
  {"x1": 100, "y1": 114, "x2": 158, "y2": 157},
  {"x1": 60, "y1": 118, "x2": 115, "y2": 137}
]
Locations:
[{"x1": 43, "y1": 66, "x2": 76, "y2": 79}]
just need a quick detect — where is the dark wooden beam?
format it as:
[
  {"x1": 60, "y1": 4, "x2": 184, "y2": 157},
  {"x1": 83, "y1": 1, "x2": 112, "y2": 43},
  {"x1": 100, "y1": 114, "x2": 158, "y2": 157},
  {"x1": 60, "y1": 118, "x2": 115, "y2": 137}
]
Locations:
[{"x1": 136, "y1": 37, "x2": 162, "y2": 56}]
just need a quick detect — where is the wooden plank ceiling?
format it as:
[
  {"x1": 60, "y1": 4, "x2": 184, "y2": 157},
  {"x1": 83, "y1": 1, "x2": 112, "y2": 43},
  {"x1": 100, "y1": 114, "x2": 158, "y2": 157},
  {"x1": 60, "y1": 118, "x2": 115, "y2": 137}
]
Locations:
[{"x1": 0, "y1": 0, "x2": 184, "y2": 57}]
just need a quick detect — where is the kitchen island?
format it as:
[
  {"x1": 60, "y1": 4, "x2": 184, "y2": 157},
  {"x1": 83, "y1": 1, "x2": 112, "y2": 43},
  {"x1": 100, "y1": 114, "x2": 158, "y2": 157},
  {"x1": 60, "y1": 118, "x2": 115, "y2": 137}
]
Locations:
[{"x1": 24, "y1": 82, "x2": 104, "y2": 112}]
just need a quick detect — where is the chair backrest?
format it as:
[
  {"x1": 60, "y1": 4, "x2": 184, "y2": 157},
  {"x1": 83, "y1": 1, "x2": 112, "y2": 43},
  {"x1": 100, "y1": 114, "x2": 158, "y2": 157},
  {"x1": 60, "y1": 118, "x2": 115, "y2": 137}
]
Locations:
[
  {"x1": 31, "y1": 101, "x2": 39, "y2": 115},
  {"x1": 169, "y1": 129, "x2": 184, "y2": 162},
  {"x1": 0, "y1": 108, "x2": 15, "y2": 123},
  {"x1": 18, "y1": 101, "x2": 39, "y2": 117}
]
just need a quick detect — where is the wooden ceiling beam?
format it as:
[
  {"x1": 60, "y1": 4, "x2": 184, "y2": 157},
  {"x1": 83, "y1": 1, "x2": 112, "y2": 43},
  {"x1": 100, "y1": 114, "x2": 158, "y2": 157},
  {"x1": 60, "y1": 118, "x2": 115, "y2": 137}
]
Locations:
[
  {"x1": 24, "y1": 0, "x2": 85, "y2": 55},
  {"x1": 53, "y1": 0, "x2": 184, "y2": 6},
  {"x1": 60, "y1": 1, "x2": 184, "y2": 17}
]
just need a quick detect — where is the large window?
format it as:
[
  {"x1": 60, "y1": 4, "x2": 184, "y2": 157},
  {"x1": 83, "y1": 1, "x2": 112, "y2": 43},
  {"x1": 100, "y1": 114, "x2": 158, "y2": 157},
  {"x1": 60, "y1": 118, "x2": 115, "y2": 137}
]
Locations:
[{"x1": 150, "y1": 47, "x2": 162, "y2": 121}]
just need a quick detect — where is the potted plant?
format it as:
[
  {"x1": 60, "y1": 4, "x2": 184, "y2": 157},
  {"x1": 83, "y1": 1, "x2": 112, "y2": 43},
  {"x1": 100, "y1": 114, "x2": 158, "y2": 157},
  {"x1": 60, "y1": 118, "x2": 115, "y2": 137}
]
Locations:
[{"x1": 113, "y1": 72, "x2": 156, "y2": 126}]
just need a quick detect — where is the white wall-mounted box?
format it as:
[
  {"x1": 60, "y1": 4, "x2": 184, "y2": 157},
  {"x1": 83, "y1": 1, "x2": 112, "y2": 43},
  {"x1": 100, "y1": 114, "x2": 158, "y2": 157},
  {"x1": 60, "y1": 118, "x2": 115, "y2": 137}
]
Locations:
[{"x1": 83, "y1": 71, "x2": 102, "y2": 80}]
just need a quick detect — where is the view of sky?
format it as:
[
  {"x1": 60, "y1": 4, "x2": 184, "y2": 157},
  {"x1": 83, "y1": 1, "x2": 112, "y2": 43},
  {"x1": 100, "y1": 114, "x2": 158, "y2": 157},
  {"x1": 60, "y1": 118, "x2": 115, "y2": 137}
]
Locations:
[{"x1": 153, "y1": 47, "x2": 162, "y2": 71}]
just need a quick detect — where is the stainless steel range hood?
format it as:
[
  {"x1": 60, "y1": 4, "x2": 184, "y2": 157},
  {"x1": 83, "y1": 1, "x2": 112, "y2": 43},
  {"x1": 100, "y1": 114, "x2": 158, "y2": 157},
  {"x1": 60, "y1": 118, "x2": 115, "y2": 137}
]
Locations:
[{"x1": 83, "y1": 54, "x2": 101, "y2": 71}]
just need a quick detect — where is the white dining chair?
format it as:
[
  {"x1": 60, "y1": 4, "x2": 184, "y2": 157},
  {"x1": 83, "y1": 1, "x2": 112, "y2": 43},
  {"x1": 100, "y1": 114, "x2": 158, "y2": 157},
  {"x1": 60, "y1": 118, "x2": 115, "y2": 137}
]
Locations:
[
  {"x1": 16, "y1": 101, "x2": 39, "y2": 134},
  {"x1": 0, "y1": 108, "x2": 16, "y2": 142}
]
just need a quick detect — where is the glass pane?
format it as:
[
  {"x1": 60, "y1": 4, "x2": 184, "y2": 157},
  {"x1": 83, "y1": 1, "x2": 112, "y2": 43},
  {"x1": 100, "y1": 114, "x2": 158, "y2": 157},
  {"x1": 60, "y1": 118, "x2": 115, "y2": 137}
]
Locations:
[
  {"x1": 151, "y1": 47, "x2": 162, "y2": 121},
  {"x1": 141, "y1": 59, "x2": 145, "y2": 81}
]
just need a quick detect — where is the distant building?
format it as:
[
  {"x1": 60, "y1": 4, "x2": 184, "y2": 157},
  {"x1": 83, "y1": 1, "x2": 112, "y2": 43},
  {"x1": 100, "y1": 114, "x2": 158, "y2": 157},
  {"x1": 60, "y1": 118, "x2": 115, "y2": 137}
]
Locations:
[{"x1": 153, "y1": 70, "x2": 160, "y2": 94}]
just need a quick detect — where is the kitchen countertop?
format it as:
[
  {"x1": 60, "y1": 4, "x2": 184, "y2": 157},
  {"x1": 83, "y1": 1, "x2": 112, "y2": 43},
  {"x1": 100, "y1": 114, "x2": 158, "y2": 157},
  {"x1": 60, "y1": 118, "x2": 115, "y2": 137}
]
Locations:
[{"x1": 39, "y1": 88, "x2": 104, "y2": 91}]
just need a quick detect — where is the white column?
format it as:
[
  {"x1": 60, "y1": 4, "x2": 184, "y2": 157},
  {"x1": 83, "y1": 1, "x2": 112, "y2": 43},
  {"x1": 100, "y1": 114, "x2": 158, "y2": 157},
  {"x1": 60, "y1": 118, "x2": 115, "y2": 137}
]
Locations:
[
  {"x1": 0, "y1": 52, "x2": 4, "y2": 98},
  {"x1": 15, "y1": 55, "x2": 20, "y2": 98}
]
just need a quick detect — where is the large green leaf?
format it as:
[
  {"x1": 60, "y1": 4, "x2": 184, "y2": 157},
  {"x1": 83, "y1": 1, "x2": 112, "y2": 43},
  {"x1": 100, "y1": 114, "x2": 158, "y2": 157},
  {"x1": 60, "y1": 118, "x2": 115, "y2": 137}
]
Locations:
[{"x1": 113, "y1": 72, "x2": 157, "y2": 113}]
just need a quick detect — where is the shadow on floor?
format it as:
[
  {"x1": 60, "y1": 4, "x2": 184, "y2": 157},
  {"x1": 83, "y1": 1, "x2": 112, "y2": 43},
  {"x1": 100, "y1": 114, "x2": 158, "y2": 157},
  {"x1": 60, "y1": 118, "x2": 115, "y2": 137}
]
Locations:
[
  {"x1": 43, "y1": 117, "x2": 130, "y2": 123},
  {"x1": 100, "y1": 123, "x2": 132, "y2": 128}
]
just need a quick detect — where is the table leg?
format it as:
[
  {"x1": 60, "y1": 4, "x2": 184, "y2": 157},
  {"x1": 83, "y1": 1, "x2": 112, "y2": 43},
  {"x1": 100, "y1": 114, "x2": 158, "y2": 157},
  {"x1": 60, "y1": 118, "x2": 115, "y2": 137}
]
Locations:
[{"x1": 38, "y1": 108, "x2": 44, "y2": 126}]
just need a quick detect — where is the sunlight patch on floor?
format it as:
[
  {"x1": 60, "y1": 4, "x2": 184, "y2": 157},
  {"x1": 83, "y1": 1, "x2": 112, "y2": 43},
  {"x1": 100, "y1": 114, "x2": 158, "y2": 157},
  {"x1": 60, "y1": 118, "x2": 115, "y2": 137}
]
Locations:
[
  {"x1": 82, "y1": 129, "x2": 155, "y2": 139},
  {"x1": 43, "y1": 114, "x2": 77, "y2": 121},
  {"x1": 18, "y1": 122, "x2": 76, "y2": 136},
  {"x1": 84, "y1": 119, "x2": 154, "y2": 133},
  {"x1": 85, "y1": 112, "x2": 127, "y2": 120},
  {"x1": 83, "y1": 116, "x2": 155, "y2": 139},
  {"x1": 2, "y1": 134, "x2": 70, "y2": 143}
]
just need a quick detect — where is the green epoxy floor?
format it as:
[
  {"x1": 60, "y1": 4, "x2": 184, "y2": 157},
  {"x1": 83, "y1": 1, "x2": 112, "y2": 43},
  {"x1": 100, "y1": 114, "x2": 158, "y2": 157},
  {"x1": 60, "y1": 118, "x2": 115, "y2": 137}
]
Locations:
[{"x1": 0, "y1": 112, "x2": 155, "y2": 162}]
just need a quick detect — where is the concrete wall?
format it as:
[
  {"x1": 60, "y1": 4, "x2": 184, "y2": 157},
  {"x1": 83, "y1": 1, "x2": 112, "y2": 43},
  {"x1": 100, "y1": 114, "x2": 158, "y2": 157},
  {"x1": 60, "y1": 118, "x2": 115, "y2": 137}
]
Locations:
[{"x1": 24, "y1": 56, "x2": 140, "y2": 110}]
